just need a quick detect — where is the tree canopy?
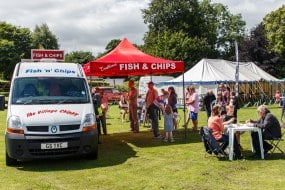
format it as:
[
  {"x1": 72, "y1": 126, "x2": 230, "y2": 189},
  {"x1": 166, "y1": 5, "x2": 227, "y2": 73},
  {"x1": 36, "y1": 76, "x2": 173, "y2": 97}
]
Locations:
[
  {"x1": 142, "y1": 0, "x2": 246, "y2": 70},
  {"x1": 0, "y1": 22, "x2": 60, "y2": 79},
  {"x1": 263, "y1": 5, "x2": 285, "y2": 56},
  {"x1": 0, "y1": 22, "x2": 32, "y2": 79},
  {"x1": 32, "y1": 23, "x2": 59, "y2": 50},
  {"x1": 65, "y1": 51, "x2": 95, "y2": 65}
]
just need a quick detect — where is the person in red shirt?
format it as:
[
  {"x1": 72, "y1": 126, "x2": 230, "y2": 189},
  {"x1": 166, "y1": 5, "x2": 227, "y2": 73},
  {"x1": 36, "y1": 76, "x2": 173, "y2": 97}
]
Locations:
[
  {"x1": 128, "y1": 80, "x2": 139, "y2": 133},
  {"x1": 208, "y1": 105, "x2": 243, "y2": 159},
  {"x1": 275, "y1": 90, "x2": 281, "y2": 105}
]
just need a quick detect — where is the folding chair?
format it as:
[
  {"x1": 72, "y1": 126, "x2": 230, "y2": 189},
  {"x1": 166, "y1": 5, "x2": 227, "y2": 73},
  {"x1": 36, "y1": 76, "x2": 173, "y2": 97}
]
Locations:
[
  {"x1": 268, "y1": 124, "x2": 285, "y2": 154},
  {"x1": 243, "y1": 102, "x2": 251, "y2": 108},
  {"x1": 199, "y1": 126, "x2": 226, "y2": 157}
]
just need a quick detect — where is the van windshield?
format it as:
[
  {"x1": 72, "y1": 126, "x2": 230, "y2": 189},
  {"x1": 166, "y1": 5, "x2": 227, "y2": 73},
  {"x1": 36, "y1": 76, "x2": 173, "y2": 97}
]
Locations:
[{"x1": 12, "y1": 77, "x2": 90, "y2": 105}]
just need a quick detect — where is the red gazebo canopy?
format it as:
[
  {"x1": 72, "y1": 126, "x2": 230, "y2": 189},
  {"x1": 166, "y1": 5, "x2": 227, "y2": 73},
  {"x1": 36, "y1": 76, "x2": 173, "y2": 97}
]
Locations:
[{"x1": 83, "y1": 38, "x2": 184, "y2": 77}]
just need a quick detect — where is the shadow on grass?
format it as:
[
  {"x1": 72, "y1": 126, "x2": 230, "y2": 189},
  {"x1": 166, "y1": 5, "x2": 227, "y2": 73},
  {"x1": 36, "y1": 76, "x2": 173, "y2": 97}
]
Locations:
[
  {"x1": 241, "y1": 150, "x2": 285, "y2": 161},
  {"x1": 16, "y1": 136, "x2": 137, "y2": 171},
  {"x1": 16, "y1": 128, "x2": 202, "y2": 171},
  {"x1": 108, "y1": 128, "x2": 202, "y2": 148}
]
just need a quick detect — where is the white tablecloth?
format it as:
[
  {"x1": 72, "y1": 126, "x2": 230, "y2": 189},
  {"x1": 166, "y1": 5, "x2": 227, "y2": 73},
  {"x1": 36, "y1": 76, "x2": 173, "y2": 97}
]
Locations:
[{"x1": 227, "y1": 124, "x2": 264, "y2": 160}]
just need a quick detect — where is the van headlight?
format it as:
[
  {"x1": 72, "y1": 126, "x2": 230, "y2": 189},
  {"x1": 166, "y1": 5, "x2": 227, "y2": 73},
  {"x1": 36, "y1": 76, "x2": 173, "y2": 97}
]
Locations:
[
  {"x1": 7, "y1": 115, "x2": 24, "y2": 134},
  {"x1": 82, "y1": 113, "x2": 97, "y2": 132}
]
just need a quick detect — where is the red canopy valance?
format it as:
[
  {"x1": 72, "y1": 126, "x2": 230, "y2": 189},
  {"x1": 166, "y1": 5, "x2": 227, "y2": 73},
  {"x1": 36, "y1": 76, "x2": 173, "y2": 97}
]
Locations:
[{"x1": 83, "y1": 38, "x2": 184, "y2": 77}]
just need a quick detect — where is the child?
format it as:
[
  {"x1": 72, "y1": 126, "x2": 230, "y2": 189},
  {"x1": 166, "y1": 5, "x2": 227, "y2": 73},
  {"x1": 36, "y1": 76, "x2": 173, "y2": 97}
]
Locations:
[
  {"x1": 153, "y1": 90, "x2": 169, "y2": 110},
  {"x1": 223, "y1": 105, "x2": 243, "y2": 150},
  {"x1": 137, "y1": 95, "x2": 145, "y2": 123},
  {"x1": 223, "y1": 105, "x2": 237, "y2": 125},
  {"x1": 163, "y1": 104, "x2": 174, "y2": 142},
  {"x1": 119, "y1": 94, "x2": 128, "y2": 122}
]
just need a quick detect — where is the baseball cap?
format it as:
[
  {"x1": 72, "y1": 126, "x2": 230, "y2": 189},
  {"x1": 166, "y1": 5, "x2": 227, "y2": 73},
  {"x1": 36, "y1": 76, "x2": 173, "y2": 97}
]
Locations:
[{"x1": 147, "y1": 81, "x2": 154, "y2": 85}]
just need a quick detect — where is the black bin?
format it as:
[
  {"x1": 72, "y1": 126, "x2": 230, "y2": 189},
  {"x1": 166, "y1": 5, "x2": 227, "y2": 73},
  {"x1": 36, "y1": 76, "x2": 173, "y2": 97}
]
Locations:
[{"x1": 0, "y1": 95, "x2": 5, "y2": 110}]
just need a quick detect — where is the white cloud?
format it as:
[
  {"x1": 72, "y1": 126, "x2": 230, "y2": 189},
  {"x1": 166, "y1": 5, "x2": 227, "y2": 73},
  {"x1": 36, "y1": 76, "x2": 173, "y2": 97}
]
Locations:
[
  {"x1": 212, "y1": 0, "x2": 284, "y2": 31},
  {"x1": 0, "y1": 0, "x2": 149, "y2": 55},
  {"x1": 0, "y1": 0, "x2": 284, "y2": 56}
]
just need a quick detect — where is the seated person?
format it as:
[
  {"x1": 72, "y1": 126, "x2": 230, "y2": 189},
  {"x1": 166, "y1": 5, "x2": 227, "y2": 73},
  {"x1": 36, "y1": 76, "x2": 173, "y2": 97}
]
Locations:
[
  {"x1": 246, "y1": 105, "x2": 282, "y2": 157},
  {"x1": 49, "y1": 82, "x2": 61, "y2": 96},
  {"x1": 21, "y1": 83, "x2": 38, "y2": 97},
  {"x1": 119, "y1": 95, "x2": 128, "y2": 122},
  {"x1": 208, "y1": 105, "x2": 243, "y2": 159}
]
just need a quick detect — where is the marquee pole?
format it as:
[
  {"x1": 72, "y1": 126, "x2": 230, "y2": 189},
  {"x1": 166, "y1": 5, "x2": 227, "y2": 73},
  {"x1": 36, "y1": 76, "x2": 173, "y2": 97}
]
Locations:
[{"x1": 234, "y1": 41, "x2": 239, "y2": 98}]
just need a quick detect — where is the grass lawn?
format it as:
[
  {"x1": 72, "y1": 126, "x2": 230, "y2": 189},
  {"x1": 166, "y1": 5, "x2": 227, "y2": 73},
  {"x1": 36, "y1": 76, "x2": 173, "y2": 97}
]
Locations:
[{"x1": 0, "y1": 104, "x2": 284, "y2": 190}]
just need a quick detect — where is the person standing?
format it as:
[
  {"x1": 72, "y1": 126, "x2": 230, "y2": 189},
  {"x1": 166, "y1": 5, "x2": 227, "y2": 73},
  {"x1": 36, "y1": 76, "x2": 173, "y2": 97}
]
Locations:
[
  {"x1": 128, "y1": 80, "x2": 139, "y2": 133},
  {"x1": 145, "y1": 81, "x2": 161, "y2": 138},
  {"x1": 92, "y1": 88, "x2": 102, "y2": 143},
  {"x1": 184, "y1": 86, "x2": 200, "y2": 131},
  {"x1": 203, "y1": 90, "x2": 216, "y2": 119},
  {"x1": 167, "y1": 86, "x2": 178, "y2": 129},
  {"x1": 274, "y1": 90, "x2": 281, "y2": 105},
  {"x1": 213, "y1": 91, "x2": 227, "y2": 116},
  {"x1": 163, "y1": 105, "x2": 175, "y2": 142},
  {"x1": 229, "y1": 91, "x2": 238, "y2": 118},
  {"x1": 137, "y1": 95, "x2": 145, "y2": 124},
  {"x1": 98, "y1": 90, "x2": 108, "y2": 135},
  {"x1": 219, "y1": 83, "x2": 230, "y2": 105}
]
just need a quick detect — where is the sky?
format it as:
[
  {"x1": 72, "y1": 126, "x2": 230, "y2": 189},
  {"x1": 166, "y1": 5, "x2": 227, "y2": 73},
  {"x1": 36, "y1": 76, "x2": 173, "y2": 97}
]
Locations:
[{"x1": 0, "y1": 0, "x2": 284, "y2": 56}]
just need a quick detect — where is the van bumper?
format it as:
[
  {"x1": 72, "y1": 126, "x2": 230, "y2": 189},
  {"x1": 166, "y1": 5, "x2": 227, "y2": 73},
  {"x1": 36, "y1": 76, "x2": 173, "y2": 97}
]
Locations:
[{"x1": 5, "y1": 130, "x2": 98, "y2": 160}]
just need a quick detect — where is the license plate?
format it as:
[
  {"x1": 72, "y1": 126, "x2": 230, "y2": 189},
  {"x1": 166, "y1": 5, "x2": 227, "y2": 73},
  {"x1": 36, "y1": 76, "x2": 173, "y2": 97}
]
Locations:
[{"x1": 41, "y1": 142, "x2": 68, "y2": 149}]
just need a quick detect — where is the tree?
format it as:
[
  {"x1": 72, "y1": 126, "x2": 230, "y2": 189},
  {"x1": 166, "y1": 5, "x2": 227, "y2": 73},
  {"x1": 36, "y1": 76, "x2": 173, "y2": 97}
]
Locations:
[
  {"x1": 142, "y1": 0, "x2": 203, "y2": 37},
  {"x1": 0, "y1": 22, "x2": 32, "y2": 79},
  {"x1": 142, "y1": 29, "x2": 212, "y2": 71},
  {"x1": 201, "y1": 1, "x2": 245, "y2": 54},
  {"x1": 96, "y1": 39, "x2": 121, "y2": 58},
  {"x1": 237, "y1": 24, "x2": 283, "y2": 77},
  {"x1": 32, "y1": 23, "x2": 59, "y2": 49},
  {"x1": 65, "y1": 51, "x2": 95, "y2": 65},
  {"x1": 142, "y1": 0, "x2": 246, "y2": 69},
  {"x1": 263, "y1": 5, "x2": 285, "y2": 56}
]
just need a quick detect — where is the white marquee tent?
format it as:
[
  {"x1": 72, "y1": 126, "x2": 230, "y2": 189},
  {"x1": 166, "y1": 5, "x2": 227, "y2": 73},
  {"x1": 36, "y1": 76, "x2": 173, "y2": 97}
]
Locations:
[{"x1": 157, "y1": 59, "x2": 282, "y2": 100}]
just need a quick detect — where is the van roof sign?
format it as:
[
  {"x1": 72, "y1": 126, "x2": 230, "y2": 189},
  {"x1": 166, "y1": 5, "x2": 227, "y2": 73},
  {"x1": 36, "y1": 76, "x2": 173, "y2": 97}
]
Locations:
[
  {"x1": 31, "y1": 49, "x2": 64, "y2": 61},
  {"x1": 18, "y1": 62, "x2": 83, "y2": 78}
]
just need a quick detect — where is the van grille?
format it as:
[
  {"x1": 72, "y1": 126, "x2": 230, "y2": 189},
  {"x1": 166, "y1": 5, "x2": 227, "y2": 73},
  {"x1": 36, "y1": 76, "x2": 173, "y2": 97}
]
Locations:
[
  {"x1": 60, "y1": 124, "x2": 80, "y2": 131},
  {"x1": 26, "y1": 125, "x2": 81, "y2": 132},
  {"x1": 27, "y1": 126, "x2": 49, "y2": 132}
]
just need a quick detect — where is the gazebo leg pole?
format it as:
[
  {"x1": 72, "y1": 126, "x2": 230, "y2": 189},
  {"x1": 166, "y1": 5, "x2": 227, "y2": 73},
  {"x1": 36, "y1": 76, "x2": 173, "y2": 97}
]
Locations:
[{"x1": 182, "y1": 72, "x2": 186, "y2": 139}]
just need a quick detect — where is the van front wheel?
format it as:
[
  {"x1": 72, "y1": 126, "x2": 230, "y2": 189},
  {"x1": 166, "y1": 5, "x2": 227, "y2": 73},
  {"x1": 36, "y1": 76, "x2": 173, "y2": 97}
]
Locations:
[
  {"x1": 6, "y1": 151, "x2": 18, "y2": 166},
  {"x1": 85, "y1": 148, "x2": 98, "y2": 160}
]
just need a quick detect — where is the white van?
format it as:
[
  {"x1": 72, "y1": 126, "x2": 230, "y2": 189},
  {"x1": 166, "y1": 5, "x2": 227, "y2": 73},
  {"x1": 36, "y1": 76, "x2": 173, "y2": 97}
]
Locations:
[{"x1": 5, "y1": 61, "x2": 98, "y2": 166}]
